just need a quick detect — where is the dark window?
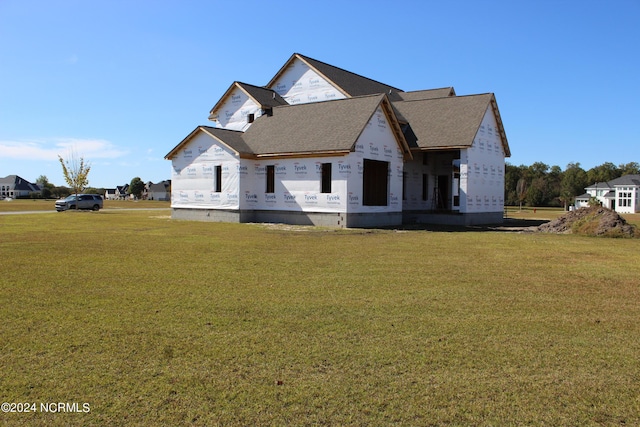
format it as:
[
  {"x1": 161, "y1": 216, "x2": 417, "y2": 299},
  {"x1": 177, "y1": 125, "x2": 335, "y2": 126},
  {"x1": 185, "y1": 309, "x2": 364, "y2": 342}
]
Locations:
[
  {"x1": 321, "y1": 163, "x2": 332, "y2": 193},
  {"x1": 214, "y1": 165, "x2": 222, "y2": 192},
  {"x1": 248, "y1": 113, "x2": 255, "y2": 123},
  {"x1": 266, "y1": 165, "x2": 275, "y2": 193},
  {"x1": 422, "y1": 174, "x2": 428, "y2": 201},
  {"x1": 363, "y1": 159, "x2": 388, "y2": 206},
  {"x1": 402, "y1": 172, "x2": 407, "y2": 200}
]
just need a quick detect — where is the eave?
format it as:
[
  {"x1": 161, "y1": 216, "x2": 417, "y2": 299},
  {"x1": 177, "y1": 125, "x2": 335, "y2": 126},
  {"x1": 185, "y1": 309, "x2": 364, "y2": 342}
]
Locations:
[{"x1": 251, "y1": 150, "x2": 351, "y2": 160}]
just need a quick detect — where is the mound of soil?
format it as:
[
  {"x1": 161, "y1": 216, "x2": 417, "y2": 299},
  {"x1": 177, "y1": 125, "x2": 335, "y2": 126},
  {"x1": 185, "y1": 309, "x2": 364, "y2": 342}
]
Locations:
[{"x1": 538, "y1": 206, "x2": 635, "y2": 237}]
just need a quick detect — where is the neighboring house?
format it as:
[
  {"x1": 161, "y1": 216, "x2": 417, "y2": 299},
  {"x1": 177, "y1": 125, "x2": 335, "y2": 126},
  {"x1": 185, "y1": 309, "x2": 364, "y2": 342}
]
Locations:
[
  {"x1": 0, "y1": 175, "x2": 41, "y2": 198},
  {"x1": 104, "y1": 189, "x2": 118, "y2": 200},
  {"x1": 165, "y1": 53, "x2": 511, "y2": 227},
  {"x1": 575, "y1": 174, "x2": 640, "y2": 214},
  {"x1": 115, "y1": 185, "x2": 130, "y2": 200},
  {"x1": 145, "y1": 180, "x2": 171, "y2": 201}
]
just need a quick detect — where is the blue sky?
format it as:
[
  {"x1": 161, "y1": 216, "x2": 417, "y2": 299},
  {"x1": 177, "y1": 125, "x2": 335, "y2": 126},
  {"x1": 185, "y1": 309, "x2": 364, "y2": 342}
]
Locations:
[{"x1": 1, "y1": 0, "x2": 638, "y2": 188}]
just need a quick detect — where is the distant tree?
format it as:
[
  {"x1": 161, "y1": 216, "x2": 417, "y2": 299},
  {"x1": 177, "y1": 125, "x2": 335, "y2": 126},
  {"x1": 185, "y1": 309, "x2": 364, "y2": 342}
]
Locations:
[
  {"x1": 546, "y1": 165, "x2": 563, "y2": 206},
  {"x1": 504, "y1": 163, "x2": 524, "y2": 206},
  {"x1": 560, "y1": 163, "x2": 589, "y2": 209},
  {"x1": 51, "y1": 186, "x2": 71, "y2": 199},
  {"x1": 58, "y1": 152, "x2": 91, "y2": 208},
  {"x1": 618, "y1": 162, "x2": 640, "y2": 176},
  {"x1": 36, "y1": 175, "x2": 55, "y2": 199},
  {"x1": 84, "y1": 187, "x2": 106, "y2": 196},
  {"x1": 558, "y1": 190, "x2": 573, "y2": 211},
  {"x1": 522, "y1": 162, "x2": 558, "y2": 207},
  {"x1": 526, "y1": 177, "x2": 547, "y2": 207},
  {"x1": 587, "y1": 162, "x2": 620, "y2": 184},
  {"x1": 528, "y1": 162, "x2": 549, "y2": 179},
  {"x1": 36, "y1": 175, "x2": 49, "y2": 187},
  {"x1": 129, "y1": 177, "x2": 145, "y2": 200}
]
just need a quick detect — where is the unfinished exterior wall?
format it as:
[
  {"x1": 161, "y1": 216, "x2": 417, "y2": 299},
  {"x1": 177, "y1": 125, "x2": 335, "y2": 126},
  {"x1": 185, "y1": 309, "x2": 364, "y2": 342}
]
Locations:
[
  {"x1": 269, "y1": 58, "x2": 346, "y2": 105},
  {"x1": 346, "y1": 106, "x2": 404, "y2": 217},
  {"x1": 461, "y1": 107, "x2": 505, "y2": 217},
  {"x1": 209, "y1": 88, "x2": 261, "y2": 131},
  {"x1": 238, "y1": 106, "x2": 404, "y2": 224},
  {"x1": 170, "y1": 132, "x2": 241, "y2": 210},
  {"x1": 169, "y1": 106, "x2": 405, "y2": 227}
]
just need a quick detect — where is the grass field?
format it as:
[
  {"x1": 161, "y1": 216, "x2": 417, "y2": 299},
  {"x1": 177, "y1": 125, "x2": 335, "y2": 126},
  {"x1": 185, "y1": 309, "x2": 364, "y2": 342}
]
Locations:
[
  {"x1": 1, "y1": 207, "x2": 639, "y2": 425},
  {"x1": 0, "y1": 199, "x2": 170, "y2": 212}
]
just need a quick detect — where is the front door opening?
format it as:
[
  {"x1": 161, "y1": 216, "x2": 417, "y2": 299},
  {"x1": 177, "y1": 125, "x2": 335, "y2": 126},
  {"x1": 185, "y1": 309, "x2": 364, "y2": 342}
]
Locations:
[{"x1": 363, "y1": 159, "x2": 389, "y2": 206}]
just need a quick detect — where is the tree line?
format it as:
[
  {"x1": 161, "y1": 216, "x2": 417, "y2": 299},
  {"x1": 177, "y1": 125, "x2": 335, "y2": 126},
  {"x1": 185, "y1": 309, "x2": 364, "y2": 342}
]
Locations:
[
  {"x1": 32, "y1": 175, "x2": 146, "y2": 200},
  {"x1": 505, "y1": 161, "x2": 640, "y2": 209}
]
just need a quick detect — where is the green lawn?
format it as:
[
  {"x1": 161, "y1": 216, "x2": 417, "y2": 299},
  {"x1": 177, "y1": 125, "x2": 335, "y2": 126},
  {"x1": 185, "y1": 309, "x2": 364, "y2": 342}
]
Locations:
[
  {"x1": 0, "y1": 199, "x2": 170, "y2": 212},
  {"x1": 1, "y1": 210, "x2": 639, "y2": 425}
]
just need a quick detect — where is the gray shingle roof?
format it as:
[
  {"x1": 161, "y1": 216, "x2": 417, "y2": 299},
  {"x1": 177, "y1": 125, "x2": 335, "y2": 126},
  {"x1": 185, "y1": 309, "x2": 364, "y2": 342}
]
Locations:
[
  {"x1": 0, "y1": 175, "x2": 40, "y2": 192},
  {"x1": 199, "y1": 127, "x2": 254, "y2": 155},
  {"x1": 235, "y1": 82, "x2": 287, "y2": 108},
  {"x1": 396, "y1": 87, "x2": 456, "y2": 101},
  {"x1": 169, "y1": 53, "x2": 510, "y2": 162},
  {"x1": 243, "y1": 94, "x2": 388, "y2": 156},
  {"x1": 167, "y1": 94, "x2": 411, "y2": 159},
  {"x1": 165, "y1": 127, "x2": 252, "y2": 159},
  {"x1": 393, "y1": 94, "x2": 510, "y2": 156},
  {"x1": 610, "y1": 174, "x2": 640, "y2": 186},
  {"x1": 585, "y1": 175, "x2": 640, "y2": 189}
]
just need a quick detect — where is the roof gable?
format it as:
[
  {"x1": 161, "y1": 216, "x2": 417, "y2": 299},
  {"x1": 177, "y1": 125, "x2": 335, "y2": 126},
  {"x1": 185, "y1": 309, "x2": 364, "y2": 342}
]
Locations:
[
  {"x1": 393, "y1": 94, "x2": 510, "y2": 156},
  {"x1": 267, "y1": 53, "x2": 404, "y2": 101},
  {"x1": 208, "y1": 81, "x2": 286, "y2": 122},
  {"x1": 165, "y1": 126, "x2": 250, "y2": 160}
]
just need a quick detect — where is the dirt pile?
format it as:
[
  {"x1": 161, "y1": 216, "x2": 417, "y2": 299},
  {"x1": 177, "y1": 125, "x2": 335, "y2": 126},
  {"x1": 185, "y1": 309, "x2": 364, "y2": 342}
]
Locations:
[{"x1": 538, "y1": 206, "x2": 636, "y2": 237}]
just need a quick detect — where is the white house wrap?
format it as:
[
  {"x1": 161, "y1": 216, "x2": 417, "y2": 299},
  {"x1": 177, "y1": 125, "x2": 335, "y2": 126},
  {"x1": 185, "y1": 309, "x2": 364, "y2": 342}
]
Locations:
[{"x1": 166, "y1": 53, "x2": 511, "y2": 227}]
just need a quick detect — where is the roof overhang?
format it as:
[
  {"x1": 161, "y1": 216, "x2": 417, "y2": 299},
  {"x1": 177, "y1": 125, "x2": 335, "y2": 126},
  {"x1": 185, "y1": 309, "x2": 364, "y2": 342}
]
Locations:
[
  {"x1": 490, "y1": 96, "x2": 511, "y2": 157},
  {"x1": 251, "y1": 150, "x2": 351, "y2": 160}
]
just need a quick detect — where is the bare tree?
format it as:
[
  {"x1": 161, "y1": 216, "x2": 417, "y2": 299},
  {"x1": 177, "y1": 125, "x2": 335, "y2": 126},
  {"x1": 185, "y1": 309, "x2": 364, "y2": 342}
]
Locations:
[{"x1": 58, "y1": 152, "x2": 91, "y2": 209}]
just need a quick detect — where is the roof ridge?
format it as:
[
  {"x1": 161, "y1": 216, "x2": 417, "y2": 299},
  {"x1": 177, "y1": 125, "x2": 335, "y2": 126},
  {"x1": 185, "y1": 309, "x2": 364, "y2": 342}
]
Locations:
[
  {"x1": 396, "y1": 92, "x2": 493, "y2": 104},
  {"x1": 295, "y1": 53, "x2": 403, "y2": 92}
]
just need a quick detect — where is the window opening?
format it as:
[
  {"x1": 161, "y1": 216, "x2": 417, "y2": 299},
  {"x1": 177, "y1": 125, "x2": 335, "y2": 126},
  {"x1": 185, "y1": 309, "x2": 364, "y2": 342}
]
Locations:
[
  {"x1": 214, "y1": 165, "x2": 222, "y2": 192},
  {"x1": 266, "y1": 165, "x2": 275, "y2": 193},
  {"x1": 321, "y1": 163, "x2": 332, "y2": 193}
]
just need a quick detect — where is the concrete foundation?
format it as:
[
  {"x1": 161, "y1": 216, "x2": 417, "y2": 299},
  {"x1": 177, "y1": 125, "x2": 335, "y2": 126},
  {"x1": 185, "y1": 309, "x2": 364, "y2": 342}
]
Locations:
[{"x1": 171, "y1": 208, "x2": 404, "y2": 228}]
